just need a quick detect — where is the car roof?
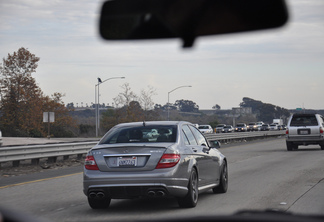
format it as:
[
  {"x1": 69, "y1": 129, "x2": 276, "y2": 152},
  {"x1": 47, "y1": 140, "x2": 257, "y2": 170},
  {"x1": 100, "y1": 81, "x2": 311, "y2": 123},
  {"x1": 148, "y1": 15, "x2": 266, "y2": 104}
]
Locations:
[{"x1": 112, "y1": 121, "x2": 192, "y2": 128}]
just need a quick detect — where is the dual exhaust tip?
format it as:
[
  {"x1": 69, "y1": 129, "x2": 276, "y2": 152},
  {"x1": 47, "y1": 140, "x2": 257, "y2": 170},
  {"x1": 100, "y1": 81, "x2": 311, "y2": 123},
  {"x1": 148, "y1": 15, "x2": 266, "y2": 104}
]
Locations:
[
  {"x1": 89, "y1": 189, "x2": 167, "y2": 198},
  {"x1": 147, "y1": 190, "x2": 166, "y2": 197},
  {"x1": 89, "y1": 191, "x2": 105, "y2": 199}
]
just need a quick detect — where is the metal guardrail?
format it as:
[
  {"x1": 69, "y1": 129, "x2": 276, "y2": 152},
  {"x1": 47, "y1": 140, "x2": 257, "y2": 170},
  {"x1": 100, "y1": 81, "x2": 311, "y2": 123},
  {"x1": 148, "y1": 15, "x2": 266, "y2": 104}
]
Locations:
[
  {"x1": 204, "y1": 130, "x2": 285, "y2": 143},
  {"x1": 0, "y1": 131, "x2": 285, "y2": 167},
  {"x1": 0, "y1": 141, "x2": 98, "y2": 167}
]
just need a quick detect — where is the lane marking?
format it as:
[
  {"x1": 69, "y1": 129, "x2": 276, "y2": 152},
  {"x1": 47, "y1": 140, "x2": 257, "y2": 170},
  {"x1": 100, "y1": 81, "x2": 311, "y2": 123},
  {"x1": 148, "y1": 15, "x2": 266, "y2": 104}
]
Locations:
[{"x1": 0, "y1": 172, "x2": 83, "y2": 189}]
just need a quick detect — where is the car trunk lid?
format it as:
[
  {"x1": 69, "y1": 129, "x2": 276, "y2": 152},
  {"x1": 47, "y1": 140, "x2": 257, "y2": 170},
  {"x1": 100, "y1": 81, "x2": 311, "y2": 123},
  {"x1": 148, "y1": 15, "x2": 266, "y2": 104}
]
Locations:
[{"x1": 91, "y1": 144, "x2": 169, "y2": 172}]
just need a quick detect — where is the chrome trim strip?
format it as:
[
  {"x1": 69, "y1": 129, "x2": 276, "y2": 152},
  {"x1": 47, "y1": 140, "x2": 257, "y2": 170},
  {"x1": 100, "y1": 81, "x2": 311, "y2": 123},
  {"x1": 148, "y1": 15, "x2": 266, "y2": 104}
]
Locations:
[
  {"x1": 198, "y1": 183, "x2": 218, "y2": 191},
  {"x1": 103, "y1": 153, "x2": 152, "y2": 157}
]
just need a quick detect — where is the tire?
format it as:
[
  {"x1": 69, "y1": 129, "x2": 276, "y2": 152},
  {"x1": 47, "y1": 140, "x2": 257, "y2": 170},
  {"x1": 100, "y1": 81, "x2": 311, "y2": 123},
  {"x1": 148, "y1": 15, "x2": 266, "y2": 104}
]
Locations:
[
  {"x1": 321, "y1": 143, "x2": 324, "y2": 150},
  {"x1": 88, "y1": 196, "x2": 111, "y2": 209},
  {"x1": 178, "y1": 168, "x2": 198, "y2": 208},
  {"x1": 286, "y1": 141, "x2": 293, "y2": 151},
  {"x1": 213, "y1": 162, "x2": 228, "y2": 194}
]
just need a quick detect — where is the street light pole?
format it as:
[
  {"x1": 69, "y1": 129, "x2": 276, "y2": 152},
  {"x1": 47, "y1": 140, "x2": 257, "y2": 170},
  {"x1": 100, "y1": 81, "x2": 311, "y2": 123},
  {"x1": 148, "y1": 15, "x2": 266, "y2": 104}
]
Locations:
[
  {"x1": 95, "y1": 76, "x2": 125, "y2": 137},
  {"x1": 167, "y1": 85, "x2": 192, "y2": 121}
]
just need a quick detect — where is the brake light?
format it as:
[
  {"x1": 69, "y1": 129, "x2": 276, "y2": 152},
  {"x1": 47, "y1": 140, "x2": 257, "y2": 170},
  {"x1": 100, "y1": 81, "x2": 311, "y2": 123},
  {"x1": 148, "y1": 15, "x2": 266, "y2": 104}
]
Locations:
[
  {"x1": 286, "y1": 129, "x2": 289, "y2": 135},
  {"x1": 85, "y1": 153, "x2": 99, "y2": 170},
  {"x1": 156, "y1": 154, "x2": 180, "y2": 169},
  {"x1": 320, "y1": 127, "x2": 324, "y2": 134}
]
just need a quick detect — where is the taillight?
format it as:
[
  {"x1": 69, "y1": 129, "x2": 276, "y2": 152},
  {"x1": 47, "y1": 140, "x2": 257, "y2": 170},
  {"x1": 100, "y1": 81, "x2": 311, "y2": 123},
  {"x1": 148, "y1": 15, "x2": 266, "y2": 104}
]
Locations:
[
  {"x1": 320, "y1": 127, "x2": 324, "y2": 134},
  {"x1": 286, "y1": 129, "x2": 289, "y2": 135},
  {"x1": 85, "y1": 153, "x2": 99, "y2": 170},
  {"x1": 156, "y1": 154, "x2": 180, "y2": 169}
]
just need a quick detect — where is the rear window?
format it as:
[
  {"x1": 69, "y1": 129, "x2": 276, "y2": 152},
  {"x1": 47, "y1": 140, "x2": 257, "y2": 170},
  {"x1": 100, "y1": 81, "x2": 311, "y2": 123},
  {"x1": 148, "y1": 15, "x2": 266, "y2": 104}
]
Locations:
[
  {"x1": 290, "y1": 114, "x2": 318, "y2": 126},
  {"x1": 198, "y1": 126, "x2": 210, "y2": 129},
  {"x1": 100, "y1": 125, "x2": 177, "y2": 144}
]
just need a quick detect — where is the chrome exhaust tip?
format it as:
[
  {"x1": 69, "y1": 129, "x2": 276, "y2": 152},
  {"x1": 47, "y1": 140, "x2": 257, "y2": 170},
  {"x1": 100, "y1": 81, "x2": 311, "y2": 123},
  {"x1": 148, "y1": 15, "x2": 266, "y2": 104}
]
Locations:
[
  {"x1": 156, "y1": 191, "x2": 165, "y2": 197},
  {"x1": 96, "y1": 192, "x2": 105, "y2": 198},
  {"x1": 147, "y1": 191, "x2": 156, "y2": 196},
  {"x1": 89, "y1": 192, "x2": 97, "y2": 198}
]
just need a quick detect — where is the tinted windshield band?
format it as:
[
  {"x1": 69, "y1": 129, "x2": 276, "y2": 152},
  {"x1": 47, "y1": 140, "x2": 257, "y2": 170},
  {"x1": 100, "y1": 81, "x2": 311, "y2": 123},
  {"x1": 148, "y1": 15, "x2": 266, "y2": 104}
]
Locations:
[{"x1": 100, "y1": 125, "x2": 177, "y2": 144}]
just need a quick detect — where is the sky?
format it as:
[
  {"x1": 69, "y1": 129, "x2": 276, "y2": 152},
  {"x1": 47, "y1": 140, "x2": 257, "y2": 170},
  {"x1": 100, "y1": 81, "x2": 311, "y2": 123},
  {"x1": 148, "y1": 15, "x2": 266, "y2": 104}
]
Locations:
[{"x1": 1, "y1": 0, "x2": 324, "y2": 110}]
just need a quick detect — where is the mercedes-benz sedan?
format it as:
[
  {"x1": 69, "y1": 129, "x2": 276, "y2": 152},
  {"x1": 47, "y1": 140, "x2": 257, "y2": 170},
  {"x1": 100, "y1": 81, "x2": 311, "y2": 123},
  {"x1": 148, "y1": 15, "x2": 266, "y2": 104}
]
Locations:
[{"x1": 83, "y1": 121, "x2": 228, "y2": 209}]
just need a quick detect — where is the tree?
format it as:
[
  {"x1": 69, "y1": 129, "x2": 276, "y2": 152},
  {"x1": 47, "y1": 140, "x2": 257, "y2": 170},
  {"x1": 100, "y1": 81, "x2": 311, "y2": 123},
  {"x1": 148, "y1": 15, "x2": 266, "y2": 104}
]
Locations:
[
  {"x1": 66, "y1": 102, "x2": 75, "y2": 108},
  {"x1": 175, "y1": 99, "x2": 199, "y2": 112},
  {"x1": 101, "y1": 83, "x2": 160, "y2": 132},
  {"x1": 43, "y1": 92, "x2": 77, "y2": 137},
  {"x1": 0, "y1": 47, "x2": 42, "y2": 136},
  {"x1": 240, "y1": 97, "x2": 290, "y2": 123},
  {"x1": 212, "y1": 104, "x2": 221, "y2": 110},
  {"x1": 139, "y1": 86, "x2": 157, "y2": 120},
  {"x1": 0, "y1": 48, "x2": 75, "y2": 137}
]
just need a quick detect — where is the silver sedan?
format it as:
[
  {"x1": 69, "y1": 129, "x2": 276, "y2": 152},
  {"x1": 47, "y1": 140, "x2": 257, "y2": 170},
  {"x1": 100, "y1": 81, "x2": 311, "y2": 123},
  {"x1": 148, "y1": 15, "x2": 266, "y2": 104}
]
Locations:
[{"x1": 83, "y1": 121, "x2": 228, "y2": 209}]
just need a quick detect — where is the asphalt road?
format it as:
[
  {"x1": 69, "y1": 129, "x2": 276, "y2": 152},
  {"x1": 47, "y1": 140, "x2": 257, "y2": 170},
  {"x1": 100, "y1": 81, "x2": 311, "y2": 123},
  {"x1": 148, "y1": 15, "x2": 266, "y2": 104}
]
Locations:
[{"x1": 0, "y1": 138, "x2": 323, "y2": 222}]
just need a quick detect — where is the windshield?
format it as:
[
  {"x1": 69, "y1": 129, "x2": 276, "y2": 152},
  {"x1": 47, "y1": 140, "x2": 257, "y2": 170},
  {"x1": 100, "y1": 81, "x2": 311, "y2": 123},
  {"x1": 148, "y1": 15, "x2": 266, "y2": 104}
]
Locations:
[
  {"x1": 290, "y1": 115, "x2": 318, "y2": 126},
  {"x1": 100, "y1": 125, "x2": 177, "y2": 143}
]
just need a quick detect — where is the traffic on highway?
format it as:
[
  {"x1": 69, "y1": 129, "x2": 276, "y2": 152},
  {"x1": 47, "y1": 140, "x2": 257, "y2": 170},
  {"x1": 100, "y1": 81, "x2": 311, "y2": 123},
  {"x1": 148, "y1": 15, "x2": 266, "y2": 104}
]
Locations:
[{"x1": 1, "y1": 137, "x2": 324, "y2": 222}]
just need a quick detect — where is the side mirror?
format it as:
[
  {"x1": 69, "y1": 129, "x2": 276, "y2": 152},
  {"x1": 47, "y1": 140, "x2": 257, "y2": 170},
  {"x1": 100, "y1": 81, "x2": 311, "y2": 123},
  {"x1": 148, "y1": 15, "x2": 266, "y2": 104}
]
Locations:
[{"x1": 209, "y1": 140, "x2": 221, "y2": 148}]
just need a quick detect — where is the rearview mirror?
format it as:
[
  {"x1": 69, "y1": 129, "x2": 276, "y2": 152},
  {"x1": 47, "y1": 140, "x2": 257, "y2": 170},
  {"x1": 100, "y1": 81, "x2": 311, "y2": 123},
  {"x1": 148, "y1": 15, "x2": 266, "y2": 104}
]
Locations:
[{"x1": 99, "y1": 0, "x2": 288, "y2": 48}]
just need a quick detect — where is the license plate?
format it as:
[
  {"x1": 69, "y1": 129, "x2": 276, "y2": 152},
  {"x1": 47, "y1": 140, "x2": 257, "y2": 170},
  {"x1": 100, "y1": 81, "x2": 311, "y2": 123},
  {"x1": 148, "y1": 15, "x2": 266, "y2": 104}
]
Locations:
[
  {"x1": 117, "y1": 156, "x2": 137, "y2": 166},
  {"x1": 299, "y1": 130, "x2": 309, "y2": 135}
]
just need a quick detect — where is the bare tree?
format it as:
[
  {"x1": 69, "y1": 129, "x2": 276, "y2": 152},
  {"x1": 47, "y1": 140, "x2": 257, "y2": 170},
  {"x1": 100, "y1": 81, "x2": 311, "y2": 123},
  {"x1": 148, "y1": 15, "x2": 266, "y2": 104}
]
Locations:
[
  {"x1": 113, "y1": 83, "x2": 137, "y2": 108},
  {"x1": 139, "y1": 85, "x2": 156, "y2": 111}
]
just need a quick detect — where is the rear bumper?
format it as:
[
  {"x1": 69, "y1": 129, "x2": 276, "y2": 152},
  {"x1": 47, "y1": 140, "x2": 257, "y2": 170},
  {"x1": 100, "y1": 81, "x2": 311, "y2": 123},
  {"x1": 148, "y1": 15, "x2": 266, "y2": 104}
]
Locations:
[
  {"x1": 286, "y1": 135, "x2": 324, "y2": 145},
  {"x1": 83, "y1": 168, "x2": 189, "y2": 198}
]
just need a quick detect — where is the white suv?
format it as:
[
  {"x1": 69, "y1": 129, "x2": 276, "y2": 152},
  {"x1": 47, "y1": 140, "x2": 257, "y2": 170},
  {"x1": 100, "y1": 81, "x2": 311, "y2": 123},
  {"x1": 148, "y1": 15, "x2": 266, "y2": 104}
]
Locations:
[
  {"x1": 286, "y1": 113, "x2": 324, "y2": 151},
  {"x1": 198, "y1": 125, "x2": 213, "y2": 134}
]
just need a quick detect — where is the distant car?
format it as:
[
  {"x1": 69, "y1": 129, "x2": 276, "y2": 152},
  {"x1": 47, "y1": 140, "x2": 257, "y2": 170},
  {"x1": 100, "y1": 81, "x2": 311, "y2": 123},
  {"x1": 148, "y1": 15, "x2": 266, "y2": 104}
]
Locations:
[
  {"x1": 255, "y1": 122, "x2": 264, "y2": 131},
  {"x1": 83, "y1": 121, "x2": 228, "y2": 209},
  {"x1": 269, "y1": 124, "x2": 279, "y2": 130},
  {"x1": 247, "y1": 122, "x2": 257, "y2": 131},
  {"x1": 235, "y1": 123, "x2": 247, "y2": 132},
  {"x1": 260, "y1": 124, "x2": 270, "y2": 131},
  {"x1": 198, "y1": 125, "x2": 213, "y2": 134},
  {"x1": 222, "y1": 125, "x2": 234, "y2": 133},
  {"x1": 215, "y1": 124, "x2": 226, "y2": 133},
  {"x1": 286, "y1": 113, "x2": 324, "y2": 151}
]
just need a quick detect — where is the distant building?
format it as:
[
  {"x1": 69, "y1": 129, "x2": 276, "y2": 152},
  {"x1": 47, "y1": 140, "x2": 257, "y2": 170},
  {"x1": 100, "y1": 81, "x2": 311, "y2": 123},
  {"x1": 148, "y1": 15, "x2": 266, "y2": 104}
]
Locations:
[{"x1": 232, "y1": 107, "x2": 252, "y2": 115}]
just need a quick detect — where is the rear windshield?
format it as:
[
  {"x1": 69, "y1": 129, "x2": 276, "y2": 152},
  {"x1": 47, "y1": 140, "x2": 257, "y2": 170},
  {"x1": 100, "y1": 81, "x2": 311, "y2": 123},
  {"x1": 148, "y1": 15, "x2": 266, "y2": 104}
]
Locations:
[
  {"x1": 290, "y1": 115, "x2": 318, "y2": 126},
  {"x1": 99, "y1": 125, "x2": 177, "y2": 144},
  {"x1": 198, "y1": 126, "x2": 209, "y2": 129}
]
